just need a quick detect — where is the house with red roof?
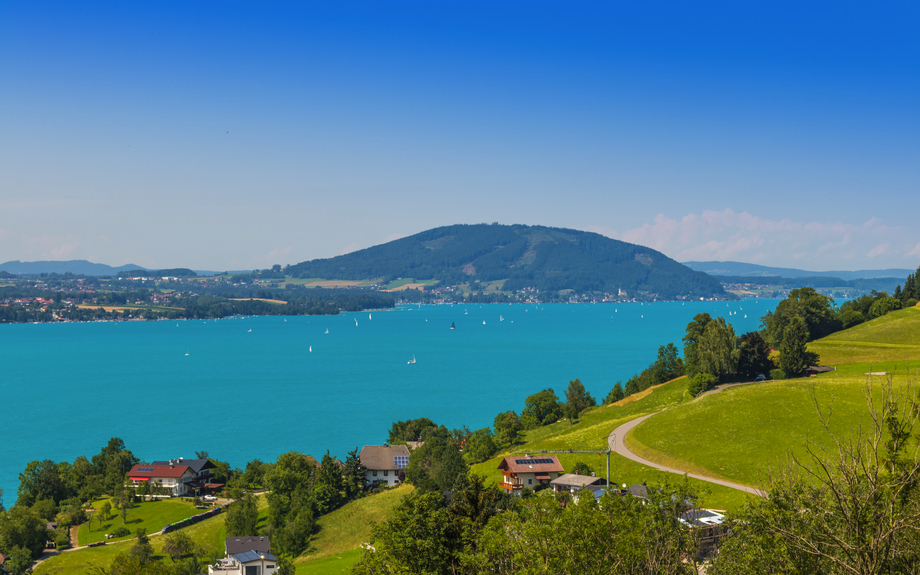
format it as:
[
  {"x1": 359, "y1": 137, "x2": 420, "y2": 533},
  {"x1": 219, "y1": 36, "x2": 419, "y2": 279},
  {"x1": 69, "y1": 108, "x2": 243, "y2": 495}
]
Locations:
[
  {"x1": 126, "y1": 457, "x2": 219, "y2": 497},
  {"x1": 497, "y1": 455, "x2": 565, "y2": 495}
]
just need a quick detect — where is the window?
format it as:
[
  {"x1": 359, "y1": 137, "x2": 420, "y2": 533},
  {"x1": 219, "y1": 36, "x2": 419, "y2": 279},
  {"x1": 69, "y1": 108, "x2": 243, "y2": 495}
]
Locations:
[
  {"x1": 266, "y1": 565, "x2": 274, "y2": 569},
  {"x1": 384, "y1": 470, "x2": 388, "y2": 476},
  {"x1": 372, "y1": 470, "x2": 377, "y2": 477},
  {"x1": 528, "y1": 478, "x2": 533, "y2": 485}
]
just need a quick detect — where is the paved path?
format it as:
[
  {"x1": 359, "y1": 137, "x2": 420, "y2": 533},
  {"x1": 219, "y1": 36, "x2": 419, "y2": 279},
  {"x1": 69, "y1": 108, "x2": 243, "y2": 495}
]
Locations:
[
  {"x1": 700, "y1": 380, "x2": 758, "y2": 397},
  {"x1": 608, "y1": 412, "x2": 765, "y2": 497}
]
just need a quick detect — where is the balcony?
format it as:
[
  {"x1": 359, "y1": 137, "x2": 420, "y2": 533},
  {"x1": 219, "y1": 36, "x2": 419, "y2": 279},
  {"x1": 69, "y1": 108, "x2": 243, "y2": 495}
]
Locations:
[{"x1": 499, "y1": 481, "x2": 523, "y2": 491}]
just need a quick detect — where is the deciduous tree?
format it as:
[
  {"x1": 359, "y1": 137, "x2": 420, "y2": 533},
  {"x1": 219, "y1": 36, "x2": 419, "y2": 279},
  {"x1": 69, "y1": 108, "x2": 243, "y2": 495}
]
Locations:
[{"x1": 520, "y1": 388, "x2": 562, "y2": 428}]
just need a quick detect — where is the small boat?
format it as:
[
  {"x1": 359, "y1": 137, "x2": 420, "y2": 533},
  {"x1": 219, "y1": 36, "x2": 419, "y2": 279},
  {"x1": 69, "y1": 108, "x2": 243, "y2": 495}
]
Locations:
[
  {"x1": 483, "y1": 320, "x2": 486, "y2": 325},
  {"x1": 464, "y1": 310, "x2": 468, "y2": 315},
  {"x1": 184, "y1": 352, "x2": 189, "y2": 356},
  {"x1": 309, "y1": 346, "x2": 312, "y2": 352},
  {"x1": 247, "y1": 329, "x2": 252, "y2": 333},
  {"x1": 408, "y1": 355, "x2": 416, "y2": 364},
  {"x1": 450, "y1": 322, "x2": 455, "y2": 330},
  {"x1": 500, "y1": 315, "x2": 504, "y2": 322},
  {"x1": 325, "y1": 328, "x2": 329, "y2": 334},
  {"x1": 369, "y1": 313, "x2": 372, "y2": 320}
]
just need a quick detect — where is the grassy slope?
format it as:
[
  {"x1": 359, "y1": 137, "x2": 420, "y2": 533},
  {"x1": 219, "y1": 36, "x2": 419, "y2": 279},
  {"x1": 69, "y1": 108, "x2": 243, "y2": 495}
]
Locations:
[
  {"x1": 36, "y1": 496, "x2": 270, "y2": 575},
  {"x1": 78, "y1": 497, "x2": 203, "y2": 545},
  {"x1": 627, "y1": 305, "x2": 920, "y2": 490},
  {"x1": 469, "y1": 377, "x2": 750, "y2": 512},
  {"x1": 294, "y1": 485, "x2": 415, "y2": 574}
]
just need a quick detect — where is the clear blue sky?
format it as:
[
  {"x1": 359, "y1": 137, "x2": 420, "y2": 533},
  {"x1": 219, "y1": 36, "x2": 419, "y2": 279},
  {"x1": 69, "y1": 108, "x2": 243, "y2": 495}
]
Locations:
[{"x1": 2, "y1": 1, "x2": 918, "y2": 271}]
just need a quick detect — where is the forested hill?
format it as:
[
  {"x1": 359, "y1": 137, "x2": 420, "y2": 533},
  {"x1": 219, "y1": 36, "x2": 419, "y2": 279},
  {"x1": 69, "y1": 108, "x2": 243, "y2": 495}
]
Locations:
[{"x1": 287, "y1": 224, "x2": 729, "y2": 299}]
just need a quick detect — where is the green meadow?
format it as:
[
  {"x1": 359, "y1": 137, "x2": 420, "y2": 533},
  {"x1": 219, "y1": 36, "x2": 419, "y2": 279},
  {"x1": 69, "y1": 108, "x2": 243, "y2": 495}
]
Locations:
[
  {"x1": 77, "y1": 497, "x2": 203, "y2": 545},
  {"x1": 469, "y1": 377, "x2": 750, "y2": 512},
  {"x1": 626, "y1": 305, "x2": 920, "y2": 490},
  {"x1": 294, "y1": 485, "x2": 414, "y2": 573},
  {"x1": 36, "y1": 496, "x2": 271, "y2": 575}
]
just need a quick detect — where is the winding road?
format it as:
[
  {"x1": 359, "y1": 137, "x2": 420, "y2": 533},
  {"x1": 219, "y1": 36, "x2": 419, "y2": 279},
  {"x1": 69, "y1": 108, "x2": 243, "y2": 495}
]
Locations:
[{"x1": 607, "y1": 381, "x2": 766, "y2": 497}]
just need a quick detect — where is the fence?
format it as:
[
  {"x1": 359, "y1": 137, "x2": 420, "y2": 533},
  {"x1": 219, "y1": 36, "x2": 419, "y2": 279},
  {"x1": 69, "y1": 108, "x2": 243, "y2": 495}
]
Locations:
[{"x1": 161, "y1": 504, "x2": 228, "y2": 534}]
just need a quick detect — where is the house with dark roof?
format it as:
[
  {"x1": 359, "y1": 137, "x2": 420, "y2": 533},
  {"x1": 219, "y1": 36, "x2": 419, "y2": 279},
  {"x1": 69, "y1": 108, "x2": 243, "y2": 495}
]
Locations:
[
  {"x1": 207, "y1": 536, "x2": 277, "y2": 574},
  {"x1": 225, "y1": 536, "x2": 271, "y2": 556},
  {"x1": 127, "y1": 457, "x2": 221, "y2": 497},
  {"x1": 359, "y1": 445, "x2": 410, "y2": 487},
  {"x1": 497, "y1": 455, "x2": 564, "y2": 494}
]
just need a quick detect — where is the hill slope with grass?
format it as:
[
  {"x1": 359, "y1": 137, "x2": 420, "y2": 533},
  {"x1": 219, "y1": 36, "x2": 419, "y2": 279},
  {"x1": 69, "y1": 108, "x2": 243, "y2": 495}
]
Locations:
[
  {"x1": 468, "y1": 377, "x2": 751, "y2": 512},
  {"x1": 286, "y1": 224, "x2": 729, "y2": 299},
  {"x1": 624, "y1": 304, "x2": 920, "y2": 491}
]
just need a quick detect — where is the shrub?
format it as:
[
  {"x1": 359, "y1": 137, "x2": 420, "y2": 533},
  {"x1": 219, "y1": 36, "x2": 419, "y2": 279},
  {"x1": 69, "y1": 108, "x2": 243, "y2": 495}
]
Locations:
[
  {"x1": 687, "y1": 373, "x2": 716, "y2": 397},
  {"x1": 54, "y1": 532, "x2": 71, "y2": 550},
  {"x1": 770, "y1": 368, "x2": 787, "y2": 381},
  {"x1": 110, "y1": 526, "x2": 131, "y2": 538},
  {"x1": 904, "y1": 298, "x2": 918, "y2": 308}
]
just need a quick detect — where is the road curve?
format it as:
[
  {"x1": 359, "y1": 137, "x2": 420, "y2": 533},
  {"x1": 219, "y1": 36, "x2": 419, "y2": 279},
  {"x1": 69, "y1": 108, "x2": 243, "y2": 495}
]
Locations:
[{"x1": 608, "y1": 412, "x2": 765, "y2": 497}]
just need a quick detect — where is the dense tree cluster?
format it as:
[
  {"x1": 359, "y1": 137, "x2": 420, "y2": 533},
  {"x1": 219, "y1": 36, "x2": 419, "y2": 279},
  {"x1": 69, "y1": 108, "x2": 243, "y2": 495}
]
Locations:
[
  {"x1": 604, "y1": 343, "x2": 685, "y2": 403},
  {"x1": 354, "y1": 473, "x2": 704, "y2": 575}
]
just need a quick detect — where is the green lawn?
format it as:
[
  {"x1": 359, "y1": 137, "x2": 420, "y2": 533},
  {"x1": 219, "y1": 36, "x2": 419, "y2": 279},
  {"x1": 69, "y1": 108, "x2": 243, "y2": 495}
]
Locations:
[
  {"x1": 381, "y1": 277, "x2": 439, "y2": 290},
  {"x1": 38, "y1": 496, "x2": 270, "y2": 575},
  {"x1": 625, "y1": 306, "x2": 920, "y2": 492},
  {"x1": 78, "y1": 497, "x2": 203, "y2": 545},
  {"x1": 294, "y1": 485, "x2": 414, "y2": 571},
  {"x1": 298, "y1": 548, "x2": 363, "y2": 575}
]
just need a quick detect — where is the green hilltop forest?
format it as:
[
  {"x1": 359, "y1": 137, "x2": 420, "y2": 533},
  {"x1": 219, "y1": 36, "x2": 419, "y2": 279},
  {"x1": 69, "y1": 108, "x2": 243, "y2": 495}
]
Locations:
[{"x1": 287, "y1": 224, "x2": 729, "y2": 299}]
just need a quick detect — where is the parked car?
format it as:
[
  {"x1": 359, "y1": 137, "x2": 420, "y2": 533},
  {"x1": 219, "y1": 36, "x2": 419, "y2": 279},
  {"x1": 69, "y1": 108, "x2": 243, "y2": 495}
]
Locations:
[
  {"x1": 754, "y1": 374, "x2": 767, "y2": 382},
  {"x1": 202, "y1": 495, "x2": 217, "y2": 501}
]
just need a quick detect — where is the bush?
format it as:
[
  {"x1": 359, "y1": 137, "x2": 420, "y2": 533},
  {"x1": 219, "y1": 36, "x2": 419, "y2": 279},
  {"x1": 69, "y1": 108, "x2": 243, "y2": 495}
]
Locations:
[
  {"x1": 110, "y1": 526, "x2": 131, "y2": 538},
  {"x1": 904, "y1": 298, "x2": 918, "y2": 308},
  {"x1": 687, "y1": 373, "x2": 716, "y2": 397},
  {"x1": 770, "y1": 368, "x2": 787, "y2": 381},
  {"x1": 54, "y1": 532, "x2": 71, "y2": 550}
]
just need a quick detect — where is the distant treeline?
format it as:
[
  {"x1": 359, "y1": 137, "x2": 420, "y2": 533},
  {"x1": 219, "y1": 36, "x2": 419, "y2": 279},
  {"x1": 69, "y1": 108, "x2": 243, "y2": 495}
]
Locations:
[
  {"x1": 117, "y1": 268, "x2": 197, "y2": 277},
  {"x1": 714, "y1": 275, "x2": 903, "y2": 292},
  {"x1": 0, "y1": 289, "x2": 395, "y2": 323}
]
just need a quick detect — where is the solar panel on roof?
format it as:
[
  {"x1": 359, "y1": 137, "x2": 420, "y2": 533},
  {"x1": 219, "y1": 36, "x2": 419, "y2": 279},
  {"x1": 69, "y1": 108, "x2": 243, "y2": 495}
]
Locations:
[
  {"x1": 394, "y1": 456, "x2": 409, "y2": 469},
  {"x1": 514, "y1": 458, "x2": 554, "y2": 465},
  {"x1": 137, "y1": 467, "x2": 154, "y2": 472}
]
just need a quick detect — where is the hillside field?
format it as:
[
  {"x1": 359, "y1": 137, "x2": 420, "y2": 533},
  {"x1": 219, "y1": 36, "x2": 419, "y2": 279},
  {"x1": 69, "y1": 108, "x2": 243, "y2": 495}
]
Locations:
[{"x1": 625, "y1": 305, "x2": 920, "y2": 490}]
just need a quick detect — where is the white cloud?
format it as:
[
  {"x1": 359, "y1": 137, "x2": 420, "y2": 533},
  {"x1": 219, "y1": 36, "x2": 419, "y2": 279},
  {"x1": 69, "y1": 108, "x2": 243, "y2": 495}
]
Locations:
[
  {"x1": 612, "y1": 209, "x2": 920, "y2": 270},
  {"x1": 340, "y1": 242, "x2": 361, "y2": 255},
  {"x1": 865, "y1": 243, "x2": 890, "y2": 258},
  {"x1": 28, "y1": 234, "x2": 82, "y2": 260}
]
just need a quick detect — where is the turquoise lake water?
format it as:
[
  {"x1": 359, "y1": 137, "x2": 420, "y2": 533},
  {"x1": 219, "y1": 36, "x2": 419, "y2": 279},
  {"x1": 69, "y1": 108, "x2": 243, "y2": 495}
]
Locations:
[{"x1": 0, "y1": 300, "x2": 778, "y2": 503}]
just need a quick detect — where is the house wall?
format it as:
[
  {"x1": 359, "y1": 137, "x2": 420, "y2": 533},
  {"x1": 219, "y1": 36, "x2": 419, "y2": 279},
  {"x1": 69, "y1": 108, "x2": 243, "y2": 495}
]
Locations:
[{"x1": 365, "y1": 469, "x2": 400, "y2": 487}]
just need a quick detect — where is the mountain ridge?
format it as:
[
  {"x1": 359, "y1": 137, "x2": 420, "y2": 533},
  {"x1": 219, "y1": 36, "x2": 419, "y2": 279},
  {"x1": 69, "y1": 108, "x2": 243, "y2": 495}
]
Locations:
[
  {"x1": 287, "y1": 223, "x2": 729, "y2": 299},
  {"x1": 683, "y1": 260, "x2": 913, "y2": 281}
]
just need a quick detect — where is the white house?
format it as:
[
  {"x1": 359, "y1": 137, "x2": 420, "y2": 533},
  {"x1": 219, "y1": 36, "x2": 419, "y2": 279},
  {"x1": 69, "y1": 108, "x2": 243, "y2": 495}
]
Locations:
[
  {"x1": 126, "y1": 457, "x2": 219, "y2": 497},
  {"x1": 359, "y1": 445, "x2": 410, "y2": 487},
  {"x1": 208, "y1": 536, "x2": 277, "y2": 575}
]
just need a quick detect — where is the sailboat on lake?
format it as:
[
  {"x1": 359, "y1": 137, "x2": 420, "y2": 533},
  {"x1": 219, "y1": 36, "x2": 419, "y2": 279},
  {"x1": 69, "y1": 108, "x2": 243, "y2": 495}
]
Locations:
[
  {"x1": 408, "y1": 355, "x2": 416, "y2": 365},
  {"x1": 450, "y1": 322, "x2": 455, "y2": 330}
]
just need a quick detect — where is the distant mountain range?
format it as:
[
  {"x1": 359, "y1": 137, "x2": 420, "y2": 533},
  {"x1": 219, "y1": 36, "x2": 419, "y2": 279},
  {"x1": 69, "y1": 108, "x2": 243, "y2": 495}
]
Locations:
[
  {"x1": 0, "y1": 260, "x2": 227, "y2": 277},
  {"x1": 0, "y1": 260, "x2": 147, "y2": 276},
  {"x1": 287, "y1": 224, "x2": 729, "y2": 299},
  {"x1": 683, "y1": 261, "x2": 914, "y2": 281}
]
